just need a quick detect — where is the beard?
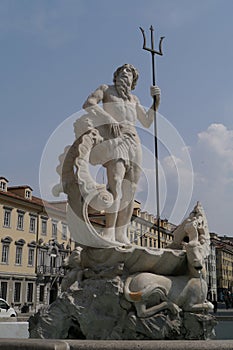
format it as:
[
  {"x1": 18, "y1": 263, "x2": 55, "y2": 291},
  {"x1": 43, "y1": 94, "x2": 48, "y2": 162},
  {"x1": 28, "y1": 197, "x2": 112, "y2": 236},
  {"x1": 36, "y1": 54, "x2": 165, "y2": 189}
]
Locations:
[{"x1": 115, "y1": 76, "x2": 131, "y2": 100}]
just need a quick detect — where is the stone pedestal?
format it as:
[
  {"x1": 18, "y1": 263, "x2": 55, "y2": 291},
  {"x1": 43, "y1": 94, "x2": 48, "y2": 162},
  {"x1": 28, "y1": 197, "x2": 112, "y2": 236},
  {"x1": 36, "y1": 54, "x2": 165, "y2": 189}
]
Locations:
[{"x1": 29, "y1": 275, "x2": 217, "y2": 340}]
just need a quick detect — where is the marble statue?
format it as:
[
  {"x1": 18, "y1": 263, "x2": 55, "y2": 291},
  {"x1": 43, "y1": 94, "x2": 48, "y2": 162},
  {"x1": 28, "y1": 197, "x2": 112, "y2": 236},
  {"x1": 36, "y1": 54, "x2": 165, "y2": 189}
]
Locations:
[
  {"x1": 53, "y1": 64, "x2": 160, "y2": 247},
  {"x1": 29, "y1": 66, "x2": 217, "y2": 340},
  {"x1": 82, "y1": 64, "x2": 160, "y2": 245},
  {"x1": 61, "y1": 247, "x2": 83, "y2": 292},
  {"x1": 124, "y1": 240, "x2": 212, "y2": 318}
]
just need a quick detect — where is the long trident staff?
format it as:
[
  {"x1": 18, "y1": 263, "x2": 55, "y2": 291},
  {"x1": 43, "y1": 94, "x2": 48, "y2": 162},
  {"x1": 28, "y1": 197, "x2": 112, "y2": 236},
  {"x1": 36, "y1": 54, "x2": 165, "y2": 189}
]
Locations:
[{"x1": 139, "y1": 25, "x2": 165, "y2": 248}]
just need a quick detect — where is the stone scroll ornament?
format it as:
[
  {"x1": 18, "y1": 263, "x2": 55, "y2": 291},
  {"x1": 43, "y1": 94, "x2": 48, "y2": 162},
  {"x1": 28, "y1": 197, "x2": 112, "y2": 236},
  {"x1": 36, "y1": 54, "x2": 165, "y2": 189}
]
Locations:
[{"x1": 52, "y1": 114, "x2": 124, "y2": 248}]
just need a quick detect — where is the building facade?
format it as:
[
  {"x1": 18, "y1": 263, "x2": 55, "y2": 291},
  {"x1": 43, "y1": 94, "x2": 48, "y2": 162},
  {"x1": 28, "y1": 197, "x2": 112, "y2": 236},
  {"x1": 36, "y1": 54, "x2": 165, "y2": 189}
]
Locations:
[
  {"x1": 129, "y1": 201, "x2": 174, "y2": 248},
  {"x1": 209, "y1": 233, "x2": 233, "y2": 302},
  {"x1": 205, "y1": 236, "x2": 218, "y2": 301},
  {"x1": 0, "y1": 177, "x2": 74, "y2": 312}
]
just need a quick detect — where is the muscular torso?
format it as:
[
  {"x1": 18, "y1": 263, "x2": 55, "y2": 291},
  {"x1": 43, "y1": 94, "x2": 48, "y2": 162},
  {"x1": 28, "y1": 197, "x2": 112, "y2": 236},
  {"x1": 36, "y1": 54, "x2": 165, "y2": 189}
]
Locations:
[
  {"x1": 83, "y1": 83, "x2": 153, "y2": 130},
  {"x1": 102, "y1": 85, "x2": 138, "y2": 126}
]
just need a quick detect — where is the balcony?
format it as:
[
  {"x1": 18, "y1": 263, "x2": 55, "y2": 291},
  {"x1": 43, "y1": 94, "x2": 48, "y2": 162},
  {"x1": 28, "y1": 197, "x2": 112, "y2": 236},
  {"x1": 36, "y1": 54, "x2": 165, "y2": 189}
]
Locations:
[{"x1": 37, "y1": 265, "x2": 65, "y2": 276}]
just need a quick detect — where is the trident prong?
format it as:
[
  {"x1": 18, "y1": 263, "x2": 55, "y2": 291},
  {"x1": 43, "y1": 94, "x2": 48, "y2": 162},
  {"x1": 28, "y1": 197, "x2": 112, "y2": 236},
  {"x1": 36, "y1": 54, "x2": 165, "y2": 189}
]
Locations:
[
  {"x1": 139, "y1": 25, "x2": 165, "y2": 249},
  {"x1": 139, "y1": 26, "x2": 165, "y2": 56}
]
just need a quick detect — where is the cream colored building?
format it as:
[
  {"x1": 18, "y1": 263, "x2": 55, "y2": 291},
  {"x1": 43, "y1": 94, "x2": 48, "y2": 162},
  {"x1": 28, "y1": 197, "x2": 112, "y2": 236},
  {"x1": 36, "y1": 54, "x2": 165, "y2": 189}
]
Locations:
[
  {"x1": 213, "y1": 234, "x2": 233, "y2": 300},
  {"x1": 89, "y1": 200, "x2": 174, "y2": 248},
  {"x1": 0, "y1": 177, "x2": 74, "y2": 312},
  {"x1": 129, "y1": 201, "x2": 174, "y2": 248},
  {"x1": 205, "y1": 234, "x2": 218, "y2": 302},
  {"x1": 208, "y1": 233, "x2": 233, "y2": 302}
]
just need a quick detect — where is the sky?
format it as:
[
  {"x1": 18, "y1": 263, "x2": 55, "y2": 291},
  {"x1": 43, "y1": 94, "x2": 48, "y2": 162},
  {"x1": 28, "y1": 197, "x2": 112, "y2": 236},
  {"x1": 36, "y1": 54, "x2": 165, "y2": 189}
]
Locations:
[{"x1": 1, "y1": 0, "x2": 233, "y2": 236}]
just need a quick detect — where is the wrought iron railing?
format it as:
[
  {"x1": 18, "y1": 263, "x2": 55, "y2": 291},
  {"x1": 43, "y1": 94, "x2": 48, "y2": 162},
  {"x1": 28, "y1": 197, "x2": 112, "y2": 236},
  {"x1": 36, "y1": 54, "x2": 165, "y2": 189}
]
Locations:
[{"x1": 37, "y1": 265, "x2": 65, "y2": 275}]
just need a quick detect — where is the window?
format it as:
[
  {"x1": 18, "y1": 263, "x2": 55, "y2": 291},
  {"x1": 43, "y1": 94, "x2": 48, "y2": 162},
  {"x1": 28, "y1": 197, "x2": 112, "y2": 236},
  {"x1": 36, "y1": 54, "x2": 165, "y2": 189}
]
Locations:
[
  {"x1": 38, "y1": 249, "x2": 47, "y2": 273},
  {"x1": 39, "y1": 285, "x2": 44, "y2": 302},
  {"x1": 52, "y1": 221, "x2": 57, "y2": 239},
  {"x1": 0, "y1": 181, "x2": 6, "y2": 191},
  {"x1": 0, "y1": 299, "x2": 8, "y2": 309},
  {"x1": 17, "y1": 212, "x2": 24, "y2": 230},
  {"x1": 25, "y1": 190, "x2": 31, "y2": 199},
  {"x1": 41, "y1": 218, "x2": 47, "y2": 235},
  {"x1": 29, "y1": 216, "x2": 36, "y2": 233},
  {"x1": 1, "y1": 244, "x2": 9, "y2": 264},
  {"x1": 27, "y1": 283, "x2": 33, "y2": 303},
  {"x1": 50, "y1": 248, "x2": 57, "y2": 273},
  {"x1": 28, "y1": 248, "x2": 34, "y2": 266},
  {"x1": 39, "y1": 249, "x2": 46, "y2": 266},
  {"x1": 62, "y1": 224, "x2": 67, "y2": 240},
  {"x1": 61, "y1": 251, "x2": 67, "y2": 262},
  {"x1": 3, "y1": 209, "x2": 11, "y2": 228},
  {"x1": 14, "y1": 282, "x2": 21, "y2": 303},
  {"x1": 15, "y1": 246, "x2": 23, "y2": 265},
  {"x1": 0, "y1": 282, "x2": 7, "y2": 300}
]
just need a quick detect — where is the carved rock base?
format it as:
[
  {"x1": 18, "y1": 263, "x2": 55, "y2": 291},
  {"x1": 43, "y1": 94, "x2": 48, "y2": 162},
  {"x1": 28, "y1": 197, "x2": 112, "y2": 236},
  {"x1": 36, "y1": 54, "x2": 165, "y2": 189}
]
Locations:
[{"x1": 29, "y1": 276, "x2": 217, "y2": 340}]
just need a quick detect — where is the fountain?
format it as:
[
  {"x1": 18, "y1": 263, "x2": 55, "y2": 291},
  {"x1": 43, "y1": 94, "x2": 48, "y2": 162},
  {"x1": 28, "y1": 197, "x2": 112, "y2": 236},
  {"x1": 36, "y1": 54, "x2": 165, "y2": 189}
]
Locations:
[{"x1": 29, "y1": 63, "x2": 217, "y2": 340}]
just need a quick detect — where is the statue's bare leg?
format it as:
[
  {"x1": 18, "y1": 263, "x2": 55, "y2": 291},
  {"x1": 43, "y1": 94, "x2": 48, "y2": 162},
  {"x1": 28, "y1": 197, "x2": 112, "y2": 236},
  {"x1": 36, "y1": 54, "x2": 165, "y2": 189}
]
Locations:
[
  {"x1": 136, "y1": 300, "x2": 180, "y2": 318},
  {"x1": 104, "y1": 160, "x2": 126, "y2": 241},
  {"x1": 115, "y1": 163, "x2": 141, "y2": 244}
]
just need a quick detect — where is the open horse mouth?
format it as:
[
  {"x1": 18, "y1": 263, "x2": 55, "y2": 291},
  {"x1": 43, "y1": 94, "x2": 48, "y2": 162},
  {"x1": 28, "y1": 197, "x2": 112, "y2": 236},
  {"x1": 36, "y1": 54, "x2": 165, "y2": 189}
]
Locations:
[
  {"x1": 194, "y1": 265, "x2": 203, "y2": 271},
  {"x1": 193, "y1": 259, "x2": 203, "y2": 270}
]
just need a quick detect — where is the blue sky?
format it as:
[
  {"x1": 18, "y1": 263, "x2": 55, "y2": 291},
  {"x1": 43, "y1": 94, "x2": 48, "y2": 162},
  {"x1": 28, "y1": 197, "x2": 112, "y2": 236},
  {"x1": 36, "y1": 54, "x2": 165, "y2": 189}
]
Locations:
[{"x1": 1, "y1": 0, "x2": 233, "y2": 236}]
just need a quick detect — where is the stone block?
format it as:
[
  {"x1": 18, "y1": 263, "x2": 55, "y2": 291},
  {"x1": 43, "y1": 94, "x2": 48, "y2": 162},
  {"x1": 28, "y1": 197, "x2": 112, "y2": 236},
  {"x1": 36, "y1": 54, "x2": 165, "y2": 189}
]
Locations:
[{"x1": 0, "y1": 322, "x2": 29, "y2": 339}]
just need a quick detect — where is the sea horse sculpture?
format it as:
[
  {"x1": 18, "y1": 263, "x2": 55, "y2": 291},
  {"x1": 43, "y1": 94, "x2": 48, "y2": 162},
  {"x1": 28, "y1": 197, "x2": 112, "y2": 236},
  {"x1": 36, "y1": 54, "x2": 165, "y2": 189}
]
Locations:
[
  {"x1": 124, "y1": 240, "x2": 213, "y2": 318},
  {"x1": 123, "y1": 203, "x2": 213, "y2": 318}
]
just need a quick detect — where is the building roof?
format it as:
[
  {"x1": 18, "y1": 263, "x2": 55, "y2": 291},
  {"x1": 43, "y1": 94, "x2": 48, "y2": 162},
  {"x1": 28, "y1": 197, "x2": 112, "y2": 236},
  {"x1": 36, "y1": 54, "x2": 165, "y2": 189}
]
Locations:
[
  {"x1": 0, "y1": 177, "x2": 9, "y2": 182},
  {"x1": 0, "y1": 188, "x2": 66, "y2": 215},
  {"x1": 8, "y1": 185, "x2": 33, "y2": 191}
]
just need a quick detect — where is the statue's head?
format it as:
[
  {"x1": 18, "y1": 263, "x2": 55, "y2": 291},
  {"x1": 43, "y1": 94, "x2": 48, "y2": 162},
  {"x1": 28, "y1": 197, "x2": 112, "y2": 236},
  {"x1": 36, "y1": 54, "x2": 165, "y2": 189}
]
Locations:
[{"x1": 113, "y1": 64, "x2": 139, "y2": 90}]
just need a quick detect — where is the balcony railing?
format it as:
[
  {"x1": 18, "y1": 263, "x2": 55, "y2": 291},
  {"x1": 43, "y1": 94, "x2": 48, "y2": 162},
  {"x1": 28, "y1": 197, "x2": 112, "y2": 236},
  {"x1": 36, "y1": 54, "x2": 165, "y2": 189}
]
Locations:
[{"x1": 37, "y1": 265, "x2": 65, "y2": 276}]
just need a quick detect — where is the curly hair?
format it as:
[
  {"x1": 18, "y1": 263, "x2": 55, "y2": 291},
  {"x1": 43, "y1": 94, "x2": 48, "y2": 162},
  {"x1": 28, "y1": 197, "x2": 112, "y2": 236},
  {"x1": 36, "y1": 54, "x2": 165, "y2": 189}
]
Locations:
[{"x1": 113, "y1": 64, "x2": 139, "y2": 90}]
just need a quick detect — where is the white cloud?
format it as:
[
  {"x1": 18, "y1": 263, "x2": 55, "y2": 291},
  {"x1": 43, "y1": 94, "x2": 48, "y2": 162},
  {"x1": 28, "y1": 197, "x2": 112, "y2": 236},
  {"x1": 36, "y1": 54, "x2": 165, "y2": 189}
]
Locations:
[
  {"x1": 194, "y1": 123, "x2": 233, "y2": 186},
  {"x1": 192, "y1": 123, "x2": 233, "y2": 235},
  {"x1": 137, "y1": 122, "x2": 233, "y2": 236}
]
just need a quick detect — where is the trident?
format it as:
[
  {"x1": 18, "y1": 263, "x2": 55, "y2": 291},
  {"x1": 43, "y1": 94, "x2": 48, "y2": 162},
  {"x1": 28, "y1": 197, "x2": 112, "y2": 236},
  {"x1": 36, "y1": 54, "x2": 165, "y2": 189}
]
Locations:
[{"x1": 139, "y1": 25, "x2": 165, "y2": 248}]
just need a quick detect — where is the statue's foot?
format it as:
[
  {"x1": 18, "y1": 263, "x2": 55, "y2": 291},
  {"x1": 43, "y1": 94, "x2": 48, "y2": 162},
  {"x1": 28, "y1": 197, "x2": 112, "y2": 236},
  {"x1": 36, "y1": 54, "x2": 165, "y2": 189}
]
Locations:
[
  {"x1": 190, "y1": 301, "x2": 213, "y2": 312},
  {"x1": 103, "y1": 227, "x2": 115, "y2": 242},
  {"x1": 115, "y1": 232, "x2": 131, "y2": 246},
  {"x1": 168, "y1": 302, "x2": 181, "y2": 315}
]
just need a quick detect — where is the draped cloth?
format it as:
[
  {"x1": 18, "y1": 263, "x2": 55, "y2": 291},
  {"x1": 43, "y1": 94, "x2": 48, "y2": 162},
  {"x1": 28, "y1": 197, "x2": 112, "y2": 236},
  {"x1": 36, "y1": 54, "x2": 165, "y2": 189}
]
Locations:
[{"x1": 89, "y1": 123, "x2": 142, "y2": 171}]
